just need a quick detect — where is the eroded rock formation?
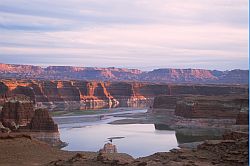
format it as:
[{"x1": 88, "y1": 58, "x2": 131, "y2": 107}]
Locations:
[
  {"x1": 151, "y1": 94, "x2": 249, "y2": 129},
  {"x1": 1, "y1": 101, "x2": 34, "y2": 129},
  {"x1": 0, "y1": 101, "x2": 58, "y2": 132},
  {"x1": 30, "y1": 109, "x2": 58, "y2": 132},
  {"x1": 99, "y1": 143, "x2": 118, "y2": 153},
  {"x1": 0, "y1": 79, "x2": 248, "y2": 110},
  {"x1": 175, "y1": 96, "x2": 248, "y2": 119}
]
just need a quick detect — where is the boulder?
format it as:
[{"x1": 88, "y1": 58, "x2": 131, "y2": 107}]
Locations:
[{"x1": 0, "y1": 122, "x2": 11, "y2": 133}]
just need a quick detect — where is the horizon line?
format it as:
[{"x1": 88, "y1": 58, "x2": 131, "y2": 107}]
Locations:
[{"x1": 0, "y1": 62, "x2": 248, "y2": 72}]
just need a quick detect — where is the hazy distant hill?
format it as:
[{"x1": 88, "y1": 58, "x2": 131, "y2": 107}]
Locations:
[{"x1": 0, "y1": 63, "x2": 248, "y2": 84}]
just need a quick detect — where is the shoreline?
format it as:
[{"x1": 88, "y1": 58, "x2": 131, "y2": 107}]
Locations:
[{"x1": 0, "y1": 131, "x2": 248, "y2": 166}]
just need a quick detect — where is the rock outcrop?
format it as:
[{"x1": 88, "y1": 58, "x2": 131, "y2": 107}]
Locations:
[
  {"x1": 1, "y1": 101, "x2": 34, "y2": 129},
  {"x1": 175, "y1": 96, "x2": 248, "y2": 119},
  {"x1": 152, "y1": 94, "x2": 248, "y2": 119},
  {"x1": 29, "y1": 109, "x2": 58, "y2": 132},
  {"x1": 0, "y1": 101, "x2": 58, "y2": 132},
  {"x1": 0, "y1": 63, "x2": 248, "y2": 84},
  {"x1": 151, "y1": 94, "x2": 249, "y2": 129},
  {"x1": 99, "y1": 143, "x2": 118, "y2": 153}
]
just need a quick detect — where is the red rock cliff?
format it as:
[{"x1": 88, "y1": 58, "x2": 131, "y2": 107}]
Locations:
[
  {"x1": 1, "y1": 101, "x2": 34, "y2": 128},
  {"x1": 0, "y1": 101, "x2": 58, "y2": 132},
  {"x1": 0, "y1": 63, "x2": 248, "y2": 84},
  {"x1": 175, "y1": 96, "x2": 248, "y2": 119},
  {"x1": 0, "y1": 80, "x2": 248, "y2": 110},
  {"x1": 29, "y1": 108, "x2": 58, "y2": 132}
]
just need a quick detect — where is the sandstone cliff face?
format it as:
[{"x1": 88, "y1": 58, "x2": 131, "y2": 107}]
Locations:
[
  {"x1": 29, "y1": 109, "x2": 58, "y2": 132},
  {"x1": 0, "y1": 63, "x2": 248, "y2": 84},
  {"x1": 152, "y1": 94, "x2": 248, "y2": 128},
  {"x1": 0, "y1": 79, "x2": 248, "y2": 110},
  {"x1": 174, "y1": 96, "x2": 248, "y2": 119},
  {"x1": 0, "y1": 101, "x2": 58, "y2": 132},
  {"x1": 0, "y1": 63, "x2": 43, "y2": 74},
  {"x1": 153, "y1": 95, "x2": 183, "y2": 109},
  {"x1": 151, "y1": 84, "x2": 248, "y2": 115},
  {"x1": 1, "y1": 101, "x2": 34, "y2": 128},
  {"x1": 140, "y1": 68, "x2": 218, "y2": 83}
]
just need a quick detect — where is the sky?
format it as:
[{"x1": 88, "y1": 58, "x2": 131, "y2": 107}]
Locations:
[{"x1": 0, "y1": 0, "x2": 248, "y2": 71}]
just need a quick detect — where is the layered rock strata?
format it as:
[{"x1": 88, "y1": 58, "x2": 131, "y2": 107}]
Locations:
[
  {"x1": 0, "y1": 100, "x2": 58, "y2": 132},
  {"x1": 175, "y1": 96, "x2": 248, "y2": 119},
  {"x1": 236, "y1": 112, "x2": 249, "y2": 125},
  {"x1": 151, "y1": 95, "x2": 249, "y2": 129},
  {"x1": 29, "y1": 109, "x2": 58, "y2": 132},
  {"x1": 1, "y1": 101, "x2": 34, "y2": 129},
  {"x1": 0, "y1": 79, "x2": 248, "y2": 110}
]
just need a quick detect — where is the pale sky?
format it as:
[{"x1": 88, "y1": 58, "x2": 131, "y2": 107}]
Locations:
[{"x1": 0, "y1": 0, "x2": 248, "y2": 70}]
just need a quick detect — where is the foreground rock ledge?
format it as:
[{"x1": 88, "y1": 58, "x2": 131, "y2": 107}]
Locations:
[
  {"x1": 0, "y1": 130, "x2": 248, "y2": 166},
  {"x1": 46, "y1": 131, "x2": 248, "y2": 166}
]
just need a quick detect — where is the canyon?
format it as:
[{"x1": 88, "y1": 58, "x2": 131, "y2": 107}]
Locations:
[
  {"x1": 0, "y1": 63, "x2": 248, "y2": 84},
  {"x1": 0, "y1": 64, "x2": 248, "y2": 165},
  {"x1": 0, "y1": 79, "x2": 248, "y2": 111}
]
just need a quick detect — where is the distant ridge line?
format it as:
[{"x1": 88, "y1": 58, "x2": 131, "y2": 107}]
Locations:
[{"x1": 0, "y1": 63, "x2": 248, "y2": 84}]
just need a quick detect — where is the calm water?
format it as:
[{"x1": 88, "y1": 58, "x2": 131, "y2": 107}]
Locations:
[
  {"x1": 55, "y1": 108, "x2": 222, "y2": 158},
  {"x1": 60, "y1": 124, "x2": 178, "y2": 158}
]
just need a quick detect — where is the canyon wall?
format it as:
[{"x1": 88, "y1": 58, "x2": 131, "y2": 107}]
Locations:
[
  {"x1": 1, "y1": 101, "x2": 34, "y2": 128},
  {"x1": 0, "y1": 79, "x2": 248, "y2": 110},
  {"x1": 29, "y1": 108, "x2": 58, "y2": 132},
  {"x1": 175, "y1": 96, "x2": 248, "y2": 119},
  {"x1": 0, "y1": 101, "x2": 58, "y2": 132},
  {"x1": 152, "y1": 94, "x2": 249, "y2": 129}
]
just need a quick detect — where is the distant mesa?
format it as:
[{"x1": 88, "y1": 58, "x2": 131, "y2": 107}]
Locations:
[{"x1": 0, "y1": 63, "x2": 248, "y2": 84}]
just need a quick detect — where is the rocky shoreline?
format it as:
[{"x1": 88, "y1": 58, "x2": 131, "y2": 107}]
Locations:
[{"x1": 0, "y1": 131, "x2": 248, "y2": 166}]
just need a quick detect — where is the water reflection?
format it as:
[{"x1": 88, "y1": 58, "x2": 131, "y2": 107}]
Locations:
[
  {"x1": 154, "y1": 123, "x2": 224, "y2": 144},
  {"x1": 175, "y1": 128, "x2": 224, "y2": 143},
  {"x1": 42, "y1": 99, "x2": 151, "y2": 111},
  {"x1": 60, "y1": 124, "x2": 178, "y2": 158}
]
